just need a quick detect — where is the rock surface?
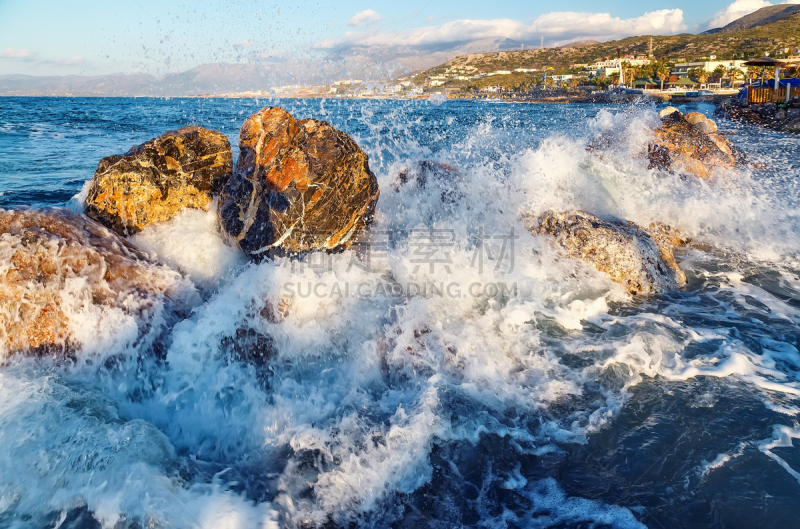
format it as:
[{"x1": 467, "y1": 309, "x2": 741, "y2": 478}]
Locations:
[
  {"x1": 0, "y1": 208, "x2": 195, "y2": 357},
  {"x1": 659, "y1": 106, "x2": 681, "y2": 119},
  {"x1": 648, "y1": 111, "x2": 744, "y2": 179},
  {"x1": 526, "y1": 210, "x2": 687, "y2": 295},
  {"x1": 85, "y1": 127, "x2": 232, "y2": 236},
  {"x1": 393, "y1": 160, "x2": 462, "y2": 206},
  {"x1": 218, "y1": 107, "x2": 379, "y2": 258}
]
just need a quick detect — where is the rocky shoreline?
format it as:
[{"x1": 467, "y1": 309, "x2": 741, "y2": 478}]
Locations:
[
  {"x1": 0, "y1": 105, "x2": 748, "y2": 356},
  {"x1": 717, "y1": 97, "x2": 800, "y2": 134}
]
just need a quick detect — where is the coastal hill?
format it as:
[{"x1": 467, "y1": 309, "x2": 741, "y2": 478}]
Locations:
[
  {"x1": 703, "y1": 3, "x2": 800, "y2": 34},
  {"x1": 411, "y1": 9, "x2": 800, "y2": 90}
]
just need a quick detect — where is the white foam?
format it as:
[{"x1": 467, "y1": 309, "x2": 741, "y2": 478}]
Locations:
[
  {"x1": 67, "y1": 179, "x2": 92, "y2": 213},
  {"x1": 758, "y1": 424, "x2": 800, "y2": 485},
  {"x1": 698, "y1": 442, "x2": 747, "y2": 478},
  {"x1": 129, "y1": 206, "x2": 248, "y2": 289}
]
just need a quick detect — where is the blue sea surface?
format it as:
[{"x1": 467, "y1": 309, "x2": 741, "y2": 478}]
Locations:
[{"x1": 1, "y1": 97, "x2": 800, "y2": 528}]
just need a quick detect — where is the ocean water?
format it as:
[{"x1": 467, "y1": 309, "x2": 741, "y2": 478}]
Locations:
[{"x1": 1, "y1": 96, "x2": 800, "y2": 528}]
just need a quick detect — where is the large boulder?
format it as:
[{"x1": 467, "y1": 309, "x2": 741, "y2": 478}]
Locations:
[
  {"x1": 526, "y1": 210, "x2": 687, "y2": 295},
  {"x1": 85, "y1": 127, "x2": 232, "y2": 236},
  {"x1": 648, "y1": 111, "x2": 745, "y2": 179},
  {"x1": 217, "y1": 107, "x2": 379, "y2": 258},
  {"x1": 0, "y1": 208, "x2": 195, "y2": 357}
]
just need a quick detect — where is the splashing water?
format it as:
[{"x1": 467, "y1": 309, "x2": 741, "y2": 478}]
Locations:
[{"x1": 0, "y1": 97, "x2": 799, "y2": 528}]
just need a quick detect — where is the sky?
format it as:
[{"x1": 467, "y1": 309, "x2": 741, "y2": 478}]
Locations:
[{"x1": 0, "y1": 0, "x2": 796, "y2": 77}]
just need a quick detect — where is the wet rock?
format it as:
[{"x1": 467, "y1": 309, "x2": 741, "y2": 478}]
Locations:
[
  {"x1": 659, "y1": 106, "x2": 681, "y2": 119},
  {"x1": 728, "y1": 107, "x2": 764, "y2": 125},
  {"x1": 217, "y1": 107, "x2": 379, "y2": 258},
  {"x1": 220, "y1": 327, "x2": 276, "y2": 366},
  {"x1": 526, "y1": 210, "x2": 687, "y2": 295},
  {"x1": 393, "y1": 160, "x2": 462, "y2": 206},
  {"x1": 683, "y1": 112, "x2": 718, "y2": 134},
  {"x1": 648, "y1": 111, "x2": 743, "y2": 179},
  {"x1": 85, "y1": 127, "x2": 232, "y2": 236},
  {"x1": 0, "y1": 208, "x2": 196, "y2": 357},
  {"x1": 782, "y1": 119, "x2": 800, "y2": 133}
]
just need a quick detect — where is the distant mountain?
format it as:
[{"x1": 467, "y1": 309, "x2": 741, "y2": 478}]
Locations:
[
  {"x1": 0, "y1": 37, "x2": 540, "y2": 97},
  {"x1": 703, "y1": 3, "x2": 800, "y2": 34},
  {"x1": 0, "y1": 57, "x2": 417, "y2": 97},
  {"x1": 561, "y1": 40, "x2": 601, "y2": 48}
]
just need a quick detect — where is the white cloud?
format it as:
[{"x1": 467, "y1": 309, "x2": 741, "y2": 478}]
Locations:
[
  {"x1": 347, "y1": 9, "x2": 383, "y2": 27},
  {"x1": 44, "y1": 56, "x2": 85, "y2": 66},
  {"x1": 707, "y1": 0, "x2": 772, "y2": 29},
  {"x1": 0, "y1": 48, "x2": 37, "y2": 61},
  {"x1": 317, "y1": 9, "x2": 686, "y2": 51}
]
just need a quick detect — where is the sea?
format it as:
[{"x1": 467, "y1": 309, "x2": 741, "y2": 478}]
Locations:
[{"x1": 1, "y1": 96, "x2": 800, "y2": 529}]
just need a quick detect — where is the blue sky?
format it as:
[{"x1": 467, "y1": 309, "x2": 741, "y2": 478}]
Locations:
[{"x1": 0, "y1": 0, "x2": 787, "y2": 76}]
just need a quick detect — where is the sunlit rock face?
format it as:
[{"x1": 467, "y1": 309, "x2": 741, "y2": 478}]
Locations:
[
  {"x1": 527, "y1": 210, "x2": 687, "y2": 295},
  {"x1": 85, "y1": 127, "x2": 232, "y2": 236},
  {"x1": 217, "y1": 107, "x2": 380, "y2": 258},
  {"x1": 0, "y1": 208, "x2": 196, "y2": 358},
  {"x1": 648, "y1": 111, "x2": 745, "y2": 179}
]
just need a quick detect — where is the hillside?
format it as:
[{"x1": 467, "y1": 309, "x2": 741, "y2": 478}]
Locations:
[
  {"x1": 703, "y1": 3, "x2": 800, "y2": 34},
  {"x1": 412, "y1": 10, "x2": 800, "y2": 90}
]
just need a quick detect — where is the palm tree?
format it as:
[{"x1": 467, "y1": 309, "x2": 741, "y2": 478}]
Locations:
[
  {"x1": 747, "y1": 66, "x2": 762, "y2": 82},
  {"x1": 655, "y1": 63, "x2": 670, "y2": 91},
  {"x1": 696, "y1": 70, "x2": 710, "y2": 88},
  {"x1": 609, "y1": 72, "x2": 620, "y2": 86},
  {"x1": 628, "y1": 66, "x2": 641, "y2": 87},
  {"x1": 727, "y1": 67, "x2": 741, "y2": 87},
  {"x1": 712, "y1": 65, "x2": 726, "y2": 83}
]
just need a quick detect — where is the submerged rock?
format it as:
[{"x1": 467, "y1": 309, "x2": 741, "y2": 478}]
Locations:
[
  {"x1": 0, "y1": 208, "x2": 196, "y2": 357},
  {"x1": 393, "y1": 160, "x2": 462, "y2": 206},
  {"x1": 85, "y1": 127, "x2": 232, "y2": 236},
  {"x1": 218, "y1": 107, "x2": 379, "y2": 258},
  {"x1": 648, "y1": 110, "x2": 744, "y2": 179},
  {"x1": 526, "y1": 210, "x2": 687, "y2": 295}
]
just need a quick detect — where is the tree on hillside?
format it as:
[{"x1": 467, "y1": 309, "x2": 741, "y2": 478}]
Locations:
[{"x1": 608, "y1": 72, "x2": 620, "y2": 85}]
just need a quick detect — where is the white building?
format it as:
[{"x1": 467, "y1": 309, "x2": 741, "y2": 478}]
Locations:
[
  {"x1": 672, "y1": 60, "x2": 747, "y2": 78},
  {"x1": 514, "y1": 68, "x2": 538, "y2": 73},
  {"x1": 594, "y1": 67, "x2": 620, "y2": 78}
]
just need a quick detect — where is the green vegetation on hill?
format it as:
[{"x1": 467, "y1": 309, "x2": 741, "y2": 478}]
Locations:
[{"x1": 412, "y1": 10, "x2": 800, "y2": 90}]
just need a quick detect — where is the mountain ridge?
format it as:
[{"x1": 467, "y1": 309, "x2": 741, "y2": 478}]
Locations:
[{"x1": 703, "y1": 3, "x2": 800, "y2": 35}]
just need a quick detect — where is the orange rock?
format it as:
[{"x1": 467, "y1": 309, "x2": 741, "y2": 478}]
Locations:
[
  {"x1": 218, "y1": 107, "x2": 380, "y2": 257},
  {"x1": 86, "y1": 127, "x2": 232, "y2": 236},
  {"x1": 0, "y1": 208, "x2": 194, "y2": 357},
  {"x1": 648, "y1": 113, "x2": 743, "y2": 179}
]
